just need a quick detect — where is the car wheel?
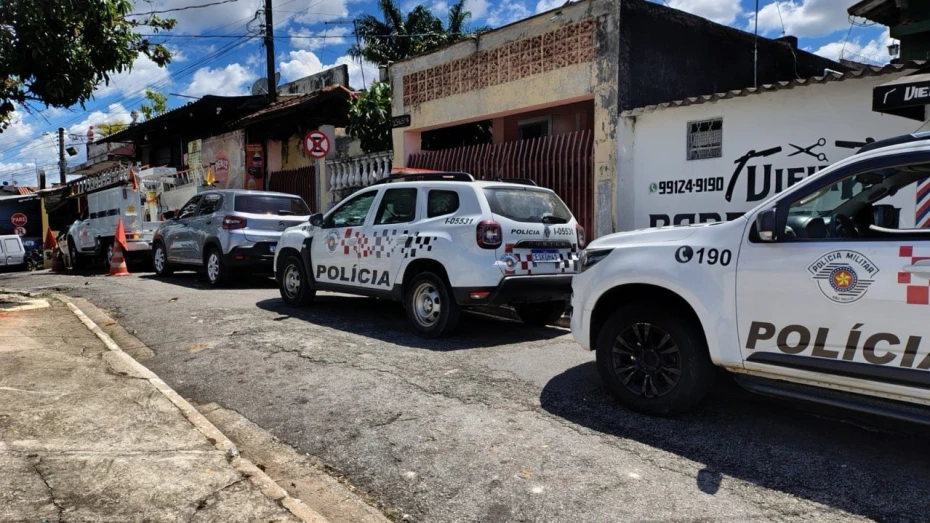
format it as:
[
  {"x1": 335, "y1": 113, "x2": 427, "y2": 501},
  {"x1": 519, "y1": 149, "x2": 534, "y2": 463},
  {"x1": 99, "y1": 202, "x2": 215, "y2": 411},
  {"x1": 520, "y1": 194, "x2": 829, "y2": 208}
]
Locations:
[
  {"x1": 152, "y1": 242, "x2": 173, "y2": 276},
  {"x1": 67, "y1": 238, "x2": 83, "y2": 270},
  {"x1": 514, "y1": 300, "x2": 566, "y2": 327},
  {"x1": 205, "y1": 247, "x2": 228, "y2": 287},
  {"x1": 279, "y1": 255, "x2": 315, "y2": 306},
  {"x1": 405, "y1": 272, "x2": 461, "y2": 338},
  {"x1": 595, "y1": 303, "x2": 714, "y2": 416},
  {"x1": 105, "y1": 242, "x2": 115, "y2": 270}
]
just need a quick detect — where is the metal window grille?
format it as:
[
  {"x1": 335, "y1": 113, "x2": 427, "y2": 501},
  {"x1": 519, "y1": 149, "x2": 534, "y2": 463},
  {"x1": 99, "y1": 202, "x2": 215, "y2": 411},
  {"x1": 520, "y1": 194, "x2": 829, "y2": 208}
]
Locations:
[{"x1": 687, "y1": 119, "x2": 723, "y2": 160}]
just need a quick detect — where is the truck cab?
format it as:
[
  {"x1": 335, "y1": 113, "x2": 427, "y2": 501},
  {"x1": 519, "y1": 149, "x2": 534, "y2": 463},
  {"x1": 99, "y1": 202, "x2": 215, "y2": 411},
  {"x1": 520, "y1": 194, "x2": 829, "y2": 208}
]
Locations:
[{"x1": 572, "y1": 132, "x2": 930, "y2": 421}]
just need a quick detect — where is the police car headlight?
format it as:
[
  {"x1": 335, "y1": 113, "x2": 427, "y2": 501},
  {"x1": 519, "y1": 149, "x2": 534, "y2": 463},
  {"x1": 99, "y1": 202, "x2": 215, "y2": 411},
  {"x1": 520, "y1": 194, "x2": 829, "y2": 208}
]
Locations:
[{"x1": 580, "y1": 248, "x2": 613, "y2": 272}]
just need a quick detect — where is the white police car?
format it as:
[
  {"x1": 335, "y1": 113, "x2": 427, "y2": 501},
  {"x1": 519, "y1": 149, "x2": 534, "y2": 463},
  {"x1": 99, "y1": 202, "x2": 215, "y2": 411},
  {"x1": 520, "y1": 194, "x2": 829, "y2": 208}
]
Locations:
[
  {"x1": 572, "y1": 132, "x2": 930, "y2": 421},
  {"x1": 274, "y1": 172, "x2": 584, "y2": 337}
]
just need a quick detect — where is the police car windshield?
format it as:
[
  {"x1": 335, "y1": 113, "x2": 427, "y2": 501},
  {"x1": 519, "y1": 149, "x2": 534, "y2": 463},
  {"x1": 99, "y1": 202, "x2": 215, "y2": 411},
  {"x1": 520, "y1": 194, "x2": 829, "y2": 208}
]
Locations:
[
  {"x1": 483, "y1": 188, "x2": 571, "y2": 224},
  {"x1": 788, "y1": 167, "x2": 923, "y2": 218}
]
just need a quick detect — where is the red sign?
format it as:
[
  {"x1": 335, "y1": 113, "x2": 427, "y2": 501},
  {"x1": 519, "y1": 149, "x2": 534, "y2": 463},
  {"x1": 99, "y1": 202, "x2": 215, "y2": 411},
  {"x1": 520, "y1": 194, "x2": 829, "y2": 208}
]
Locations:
[
  {"x1": 214, "y1": 150, "x2": 230, "y2": 186},
  {"x1": 14, "y1": 227, "x2": 26, "y2": 237},
  {"x1": 11, "y1": 213, "x2": 27, "y2": 227},
  {"x1": 304, "y1": 131, "x2": 330, "y2": 159}
]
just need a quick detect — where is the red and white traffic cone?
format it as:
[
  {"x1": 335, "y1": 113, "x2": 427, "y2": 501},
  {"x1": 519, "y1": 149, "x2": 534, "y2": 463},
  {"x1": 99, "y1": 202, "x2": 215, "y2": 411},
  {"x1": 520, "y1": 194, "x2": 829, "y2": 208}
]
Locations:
[{"x1": 109, "y1": 219, "x2": 130, "y2": 277}]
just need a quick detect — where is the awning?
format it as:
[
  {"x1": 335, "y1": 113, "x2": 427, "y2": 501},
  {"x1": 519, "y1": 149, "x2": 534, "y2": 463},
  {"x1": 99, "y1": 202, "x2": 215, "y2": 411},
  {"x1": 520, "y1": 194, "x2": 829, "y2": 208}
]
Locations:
[{"x1": 873, "y1": 72, "x2": 930, "y2": 121}]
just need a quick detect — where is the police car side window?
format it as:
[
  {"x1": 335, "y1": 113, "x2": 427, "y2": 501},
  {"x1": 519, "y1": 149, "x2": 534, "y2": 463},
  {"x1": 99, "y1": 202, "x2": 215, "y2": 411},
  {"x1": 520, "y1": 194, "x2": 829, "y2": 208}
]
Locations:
[
  {"x1": 427, "y1": 190, "x2": 459, "y2": 218},
  {"x1": 375, "y1": 189, "x2": 418, "y2": 225},
  {"x1": 327, "y1": 192, "x2": 377, "y2": 228}
]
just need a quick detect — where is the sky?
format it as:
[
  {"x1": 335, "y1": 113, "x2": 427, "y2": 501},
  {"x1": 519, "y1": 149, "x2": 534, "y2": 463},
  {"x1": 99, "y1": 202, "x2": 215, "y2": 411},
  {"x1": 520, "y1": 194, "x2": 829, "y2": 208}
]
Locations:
[{"x1": 0, "y1": 0, "x2": 894, "y2": 186}]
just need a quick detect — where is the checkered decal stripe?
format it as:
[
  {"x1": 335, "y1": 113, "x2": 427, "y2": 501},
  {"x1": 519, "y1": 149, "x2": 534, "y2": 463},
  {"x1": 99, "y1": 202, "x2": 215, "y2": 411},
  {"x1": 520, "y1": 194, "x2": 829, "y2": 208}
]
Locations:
[
  {"x1": 400, "y1": 235, "x2": 435, "y2": 259},
  {"x1": 336, "y1": 228, "x2": 436, "y2": 259},
  {"x1": 898, "y1": 245, "x2": 930, "y2": 304},
  {"x1": 503, "y1": 243, "x2": 580, "y2": 275}
]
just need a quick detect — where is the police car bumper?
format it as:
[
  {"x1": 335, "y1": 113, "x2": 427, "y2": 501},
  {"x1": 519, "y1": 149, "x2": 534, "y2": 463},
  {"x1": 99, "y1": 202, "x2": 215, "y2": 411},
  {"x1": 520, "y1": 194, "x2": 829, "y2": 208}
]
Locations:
[{"x1": 453, "y1": 274, "x2": 573, "y2": 307}]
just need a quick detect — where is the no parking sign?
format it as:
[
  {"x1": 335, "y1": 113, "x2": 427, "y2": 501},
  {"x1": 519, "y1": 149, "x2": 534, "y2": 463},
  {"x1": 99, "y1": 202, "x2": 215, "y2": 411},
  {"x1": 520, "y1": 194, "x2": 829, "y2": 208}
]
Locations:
[{"x1": 304, "y1": 130, "x2": 330, "y2": 159}]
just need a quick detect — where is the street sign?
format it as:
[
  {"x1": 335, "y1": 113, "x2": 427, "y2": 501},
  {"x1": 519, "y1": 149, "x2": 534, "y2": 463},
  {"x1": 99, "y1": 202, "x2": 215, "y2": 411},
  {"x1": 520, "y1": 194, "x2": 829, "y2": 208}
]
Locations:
[
  {"x1": 11, "y1": 213, "x2": 27, "y2": 227},
  {"x1": 391, "y1": 115, "x2": 411, "y2": 129},
  {"x1": 14, "y1": 227, "x2": 26, "y2": 237},
  {"x1": 304, "y1": 131, "x2": 330, "y2": 159}
]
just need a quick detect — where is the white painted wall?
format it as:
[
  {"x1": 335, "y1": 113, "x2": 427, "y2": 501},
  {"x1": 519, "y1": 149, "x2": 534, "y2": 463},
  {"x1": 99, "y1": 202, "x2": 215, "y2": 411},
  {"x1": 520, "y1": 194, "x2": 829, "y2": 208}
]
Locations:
[{"x1": 619, "y1": 73, "x2": 926, "y2": 231}]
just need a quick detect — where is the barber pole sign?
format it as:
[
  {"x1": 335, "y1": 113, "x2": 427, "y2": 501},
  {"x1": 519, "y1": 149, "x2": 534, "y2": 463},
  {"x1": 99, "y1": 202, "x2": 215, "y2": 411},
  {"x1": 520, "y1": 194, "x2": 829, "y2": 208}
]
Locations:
[{"x1": 917, "y1": 178, "x2": 930, "y2": 228}]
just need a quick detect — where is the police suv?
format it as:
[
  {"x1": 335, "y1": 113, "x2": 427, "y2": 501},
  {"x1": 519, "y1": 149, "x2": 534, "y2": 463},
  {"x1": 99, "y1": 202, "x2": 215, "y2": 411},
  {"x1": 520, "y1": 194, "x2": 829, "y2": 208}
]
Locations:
[
  {"x1": 573, "y1": 132, "x2": 930, "y2": 421},
  {"x1": 274, "y1": 172, "x2": 584, "y2": 337}
]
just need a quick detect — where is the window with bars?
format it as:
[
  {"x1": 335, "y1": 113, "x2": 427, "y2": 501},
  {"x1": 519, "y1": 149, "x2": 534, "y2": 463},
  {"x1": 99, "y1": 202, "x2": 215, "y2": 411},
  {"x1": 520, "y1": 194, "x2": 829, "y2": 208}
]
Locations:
[{"x1": 687, "y1": 118, "x2": 723, "y2": 160}]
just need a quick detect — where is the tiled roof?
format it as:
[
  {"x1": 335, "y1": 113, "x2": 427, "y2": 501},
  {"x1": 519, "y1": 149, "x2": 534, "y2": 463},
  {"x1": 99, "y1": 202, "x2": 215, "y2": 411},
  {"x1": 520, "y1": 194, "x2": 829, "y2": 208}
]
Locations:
[
  {"x1": 232, "y1": 85, "x2": 356, "y2": 127},
  {"x1": 622, "y1": 61, "x2": 927, "y2": 116}
]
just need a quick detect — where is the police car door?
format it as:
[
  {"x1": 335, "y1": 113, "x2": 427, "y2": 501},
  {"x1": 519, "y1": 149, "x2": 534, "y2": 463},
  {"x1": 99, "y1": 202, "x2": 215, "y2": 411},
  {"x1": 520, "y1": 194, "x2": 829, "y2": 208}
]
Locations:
[
  {"x1": 737, "y1": 150, "x2": 930, "y2": 400},
  {"x1": 361, "y1": 187, "x2": 418, "y2": 291},
  {"x1": 311, "y1": 189, "x2": 379, "y2": 289}
]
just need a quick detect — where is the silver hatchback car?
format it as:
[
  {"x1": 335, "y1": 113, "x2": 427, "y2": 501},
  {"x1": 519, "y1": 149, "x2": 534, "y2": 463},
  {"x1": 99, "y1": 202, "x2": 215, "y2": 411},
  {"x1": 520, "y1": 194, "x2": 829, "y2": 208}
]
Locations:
[{"x1": 152, "y1": 190, "x2": 311, "y2": 286}]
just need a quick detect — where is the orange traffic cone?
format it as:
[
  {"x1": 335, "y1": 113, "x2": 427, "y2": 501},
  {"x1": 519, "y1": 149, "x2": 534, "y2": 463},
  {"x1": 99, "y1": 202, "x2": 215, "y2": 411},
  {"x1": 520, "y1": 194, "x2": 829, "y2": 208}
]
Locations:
[
  {"x1": 43, "y1": 229, "x2": 58, "y2": 250},
  {"x1": 109, "y1": 219, "x2": 130, "y2": 277},
  {"x1": 51, "y1": 248, "x2": 65, "y2": 272}
]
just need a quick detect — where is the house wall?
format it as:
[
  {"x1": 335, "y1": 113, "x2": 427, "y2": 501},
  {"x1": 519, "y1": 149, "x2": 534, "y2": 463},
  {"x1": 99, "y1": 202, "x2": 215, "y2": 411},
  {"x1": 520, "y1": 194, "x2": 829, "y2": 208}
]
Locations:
[
  {"x1": 200, "y1": 130, "x2": 246, "y2": 190},
  {"x1": 618, "y1": 73, "x2": 921, "y2": 231}
]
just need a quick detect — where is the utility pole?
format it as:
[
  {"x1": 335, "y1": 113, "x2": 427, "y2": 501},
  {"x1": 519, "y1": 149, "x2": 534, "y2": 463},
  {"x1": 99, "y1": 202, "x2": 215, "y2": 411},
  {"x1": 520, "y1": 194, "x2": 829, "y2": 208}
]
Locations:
[
  {"x1": 263, "y1": 0, "x2": 277, "y2": 103},
  {"x1": 753, "y1": 0, "x2": 759, "y2": 88},
  {"x1": 58, "y1": 127, "x2": 66, "y2": 185}
]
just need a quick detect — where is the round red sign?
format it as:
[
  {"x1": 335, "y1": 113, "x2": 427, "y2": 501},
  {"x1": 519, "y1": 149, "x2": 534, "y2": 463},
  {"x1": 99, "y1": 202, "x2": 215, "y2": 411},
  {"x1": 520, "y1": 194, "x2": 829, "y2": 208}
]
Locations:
[
  {"x1": 304, "y1": 131, "x2": 330, "y2": 159},
  {"x1": 11, "y1": 213, "x2": 27, "y2": 227},
  {"x1": 14, "y1": 226, "x2": 26, "y2": 237}
]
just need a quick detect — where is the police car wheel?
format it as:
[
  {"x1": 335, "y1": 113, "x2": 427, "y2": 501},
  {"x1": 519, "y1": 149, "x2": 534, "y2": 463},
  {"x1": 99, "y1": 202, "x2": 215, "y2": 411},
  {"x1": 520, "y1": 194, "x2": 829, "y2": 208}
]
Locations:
[
  {"x1": 405, "y1": 272, "x2": 461, "y2": 338},
  {"x1": 515, "y1": 301, "x2": 566, "y2": 327},
  {"x1": 595, "y1": 304, "x2": 714, "y2": 415},
  {"x1": 279, "y1": 255, "x2": 315, "y2": 306}
]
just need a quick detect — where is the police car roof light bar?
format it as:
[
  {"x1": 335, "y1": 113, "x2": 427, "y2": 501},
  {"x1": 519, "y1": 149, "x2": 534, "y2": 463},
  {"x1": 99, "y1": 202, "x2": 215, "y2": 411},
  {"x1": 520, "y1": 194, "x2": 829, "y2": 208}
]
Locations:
[{"x1": 374, "y1": 172, "x2": 475, "y2": 185}]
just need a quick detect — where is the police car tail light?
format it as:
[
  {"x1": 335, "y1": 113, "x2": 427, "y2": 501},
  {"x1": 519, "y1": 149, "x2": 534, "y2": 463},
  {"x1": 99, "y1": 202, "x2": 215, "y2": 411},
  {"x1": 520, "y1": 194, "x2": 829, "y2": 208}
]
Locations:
[
  {"x1": 476, "y1": 220, "x2": 502, "y2": 249},
  {"x1": 222, "y1": 215, "x2": 247, "y2": 230},
  {"x1": 576, "y1": 224, "x2": 586, "y2": 248}
]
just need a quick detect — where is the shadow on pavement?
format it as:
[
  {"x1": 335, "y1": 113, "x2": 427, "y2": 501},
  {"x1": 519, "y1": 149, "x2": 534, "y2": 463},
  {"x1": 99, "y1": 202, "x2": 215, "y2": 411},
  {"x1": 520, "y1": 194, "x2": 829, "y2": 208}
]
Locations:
[
  {"x1": 137, "y1": 272, "x2": 278, "y2": 290},
  {"x1": 540, "y1": 362, "x2": 930, "y2": 521},
  {"x1": 255, "y1": 294, "x2": 569, "y2": 351}
]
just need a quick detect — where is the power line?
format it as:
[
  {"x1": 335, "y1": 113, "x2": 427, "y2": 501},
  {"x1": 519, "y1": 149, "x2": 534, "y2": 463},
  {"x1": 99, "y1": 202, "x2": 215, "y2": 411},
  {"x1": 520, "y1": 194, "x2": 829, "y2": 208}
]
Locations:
[
  {"x1": 839, "y1": 21, "x2": 855, "y2": 61},
  {"x1": 129, "y1": 0, "x2": 239, "y2": 16}
]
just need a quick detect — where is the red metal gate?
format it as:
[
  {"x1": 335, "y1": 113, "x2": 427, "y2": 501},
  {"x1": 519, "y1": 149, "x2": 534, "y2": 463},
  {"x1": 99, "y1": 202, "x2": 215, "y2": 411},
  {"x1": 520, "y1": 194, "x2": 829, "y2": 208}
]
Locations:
[
  {"x1": 406, "y1": 130, "x2": 594, "y2": 237},
  {"x1": 268, "y1": 166, "x2": 317, "y2": 211}
]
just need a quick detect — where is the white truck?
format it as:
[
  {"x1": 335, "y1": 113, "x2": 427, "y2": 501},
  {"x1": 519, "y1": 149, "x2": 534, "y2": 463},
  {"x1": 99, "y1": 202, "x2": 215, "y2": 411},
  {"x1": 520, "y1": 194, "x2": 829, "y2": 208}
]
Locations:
[
  {"x1": 571, "y1": 132, "x2": 930, "y2": 423},
  {"x1": 66, "y1": 184, "x2": 160, "y2": 268}
]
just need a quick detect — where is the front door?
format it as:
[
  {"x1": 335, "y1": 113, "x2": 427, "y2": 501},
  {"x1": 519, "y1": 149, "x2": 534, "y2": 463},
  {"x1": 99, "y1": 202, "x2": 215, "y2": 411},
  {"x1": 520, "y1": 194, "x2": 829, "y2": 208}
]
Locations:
[
  {"x1": 737, "y1": 150, "x2": 930, "y2": 399},
  {"x1": 311, "y1": 189, "x2": 379, "y2": 289},
  {"x1": 361, "y1": 187, "x2": 419, "y2": 292},
  {"x1": 166, "y1": 195, "x2": 203, "y2": 263}
]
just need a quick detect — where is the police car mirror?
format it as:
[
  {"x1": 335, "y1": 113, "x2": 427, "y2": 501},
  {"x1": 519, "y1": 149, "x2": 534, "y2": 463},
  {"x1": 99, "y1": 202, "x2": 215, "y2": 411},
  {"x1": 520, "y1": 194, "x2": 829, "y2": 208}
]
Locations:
[
  {"x1": 309, "y1": 213, "x2": 324, "y2": 227},
  {"x1": 756, "y1": 209, "x2": 777, "y2": 242}
]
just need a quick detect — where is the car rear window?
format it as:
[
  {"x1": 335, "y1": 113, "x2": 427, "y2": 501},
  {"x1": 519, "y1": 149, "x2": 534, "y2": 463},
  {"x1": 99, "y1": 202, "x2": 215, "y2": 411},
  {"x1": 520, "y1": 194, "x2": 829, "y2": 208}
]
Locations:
[
  {"x1": 4, "y1": 238, "x2": 22, "y2": 253},
  {"x1": 235, "y1": 195, "x2": 310, "y2": 216},
  {"x1": 482, "y1": 187, "x2": 572, "y2": 224}
]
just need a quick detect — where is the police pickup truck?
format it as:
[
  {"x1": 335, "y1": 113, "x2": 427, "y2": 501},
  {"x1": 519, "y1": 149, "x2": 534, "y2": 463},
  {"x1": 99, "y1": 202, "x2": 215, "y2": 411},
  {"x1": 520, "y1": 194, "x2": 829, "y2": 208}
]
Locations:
[{"x1": 572, "y1": 132, "x2": 930, "y2": 422}]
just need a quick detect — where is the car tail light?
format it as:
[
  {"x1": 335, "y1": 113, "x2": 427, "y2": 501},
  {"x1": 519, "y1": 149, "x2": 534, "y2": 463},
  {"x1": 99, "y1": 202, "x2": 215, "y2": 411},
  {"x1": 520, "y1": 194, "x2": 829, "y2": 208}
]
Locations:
[
  {"x1": 476, "y1": 220, "x2": 502, "y2": 249},
  {"x1": 222, "y1": 215, "x2": 247, "y2": 230},
  {"x1": 576, "y1": 224, "x2": 586, "y2": 249},
  {"x1": 469, "y1": 291, "x2": 490, "y2": 300}
]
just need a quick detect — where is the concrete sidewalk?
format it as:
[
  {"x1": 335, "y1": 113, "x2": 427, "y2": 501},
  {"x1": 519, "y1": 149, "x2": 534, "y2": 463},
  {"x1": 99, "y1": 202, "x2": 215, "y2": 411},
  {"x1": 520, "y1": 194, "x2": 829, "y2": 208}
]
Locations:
[{"x1": 0, "y1": 292, "x2": 315, "y2": 523}]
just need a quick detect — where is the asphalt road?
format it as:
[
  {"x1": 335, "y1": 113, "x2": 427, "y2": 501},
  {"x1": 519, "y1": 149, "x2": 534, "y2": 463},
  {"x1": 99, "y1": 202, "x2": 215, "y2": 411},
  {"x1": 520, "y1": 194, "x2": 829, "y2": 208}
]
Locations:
[{"x1": 3, "y1": 269, "x2": 930, "y2": 523}]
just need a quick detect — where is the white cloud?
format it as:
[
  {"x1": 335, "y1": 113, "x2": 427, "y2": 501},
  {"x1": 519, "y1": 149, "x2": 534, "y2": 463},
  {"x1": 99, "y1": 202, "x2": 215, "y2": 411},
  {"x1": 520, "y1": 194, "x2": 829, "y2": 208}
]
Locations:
[
  {"x1": 465, "y1": 0, "x2": 489, "y2": 19},
  {"x1": 288, "y1": 26, "x2": 352, "y2": 51},
  {"x1": 491, "y1": 1, "x2": 531, "y2": 26},
  {"x1": 749, "y1": 0, "x2": 852, "y2": 39},
  {"x1": 183, "y1": 64, "x2": 259, "y2": 97},
  {"x1": 279, "y1": 51, "x2": 377, "y2": 90},
  {"x1": 130, "y1": 0, "x2": 349, "y2": 34},
  {"x1": 93, "y1": 55, "x2": 171, "y2": 98},
  {"x1": 535, "y1": 0, "x2": 563, "y2": 14},
  {"x1": 814, "y1": 28, "x2": 894, "y2": 64},
  {"x1": 666, "y1": 0, "x2": 742, "y2": 25}
]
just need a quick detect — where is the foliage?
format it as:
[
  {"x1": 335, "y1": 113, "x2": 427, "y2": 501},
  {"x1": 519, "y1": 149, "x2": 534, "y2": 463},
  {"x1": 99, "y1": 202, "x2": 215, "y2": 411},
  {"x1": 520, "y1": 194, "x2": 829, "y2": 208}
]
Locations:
[
  {"x1": 97, "y1": 121, "x2": 129, "y2": 137},
  {"x1": 139, "y1": 89, "x2": 169, "y2": 120},
  {"x1": 0, "y1": 0, "x2": 175, "y2": 130},
  {"x1": 348, "y1": 0, "x2": 485, "y2": 65},
  {"x1": 347, "y1": 82, "x2": 393, "y2": 153}
]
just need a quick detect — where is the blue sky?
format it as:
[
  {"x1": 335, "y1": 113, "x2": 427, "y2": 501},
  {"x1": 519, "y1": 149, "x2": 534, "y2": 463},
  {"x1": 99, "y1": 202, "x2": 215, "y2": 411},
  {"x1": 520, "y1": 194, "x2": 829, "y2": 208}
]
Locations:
[{"x1": 0, "y1": 0, "x2": 891, "y2": 185}]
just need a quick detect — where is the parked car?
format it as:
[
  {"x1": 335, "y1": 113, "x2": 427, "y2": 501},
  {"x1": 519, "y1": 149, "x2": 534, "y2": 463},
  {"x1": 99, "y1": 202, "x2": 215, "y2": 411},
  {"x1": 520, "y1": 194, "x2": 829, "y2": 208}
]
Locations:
[
  {"x1": 274, "y1": 172, "x2": 584, "y2": 337},
  {"x1": 571, "y1": 131, "x2": 930, "y2": 421},
  {"x1": 152, "y1": 190, "x2": 312, "y2": 286},
  {"x1": 0, "y1": 234, "x2": 26, "y2": 271}
]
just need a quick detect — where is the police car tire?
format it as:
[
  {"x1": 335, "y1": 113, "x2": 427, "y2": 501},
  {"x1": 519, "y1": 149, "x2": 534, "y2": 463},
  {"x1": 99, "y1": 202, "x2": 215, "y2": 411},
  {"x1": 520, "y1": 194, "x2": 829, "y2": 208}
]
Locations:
[
  {"x1": 279, "y1": 255, "x2": 315, "y2": 306},
  {"x1": 595, "y1": 304, "x2": 714, "y2": 416},
  {"x1": 405, "y1": 272, "x2": 461, "y2": 338},
  {"x1": 515, "y1": 301, "x2": 566, "y2": 327}
]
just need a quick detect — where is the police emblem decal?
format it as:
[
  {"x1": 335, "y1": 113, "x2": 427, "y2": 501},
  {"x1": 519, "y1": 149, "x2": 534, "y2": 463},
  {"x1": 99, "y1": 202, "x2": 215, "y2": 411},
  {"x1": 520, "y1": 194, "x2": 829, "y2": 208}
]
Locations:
[
  {"x1": 544, "y1": 224, "x2": 551, "y2": 239},
  {"x1": 808, "y1": 250, "x2": 878, "y2": 304},
  {"x1": 325, "y1": 231, "x2": 339, "y2": 254}
]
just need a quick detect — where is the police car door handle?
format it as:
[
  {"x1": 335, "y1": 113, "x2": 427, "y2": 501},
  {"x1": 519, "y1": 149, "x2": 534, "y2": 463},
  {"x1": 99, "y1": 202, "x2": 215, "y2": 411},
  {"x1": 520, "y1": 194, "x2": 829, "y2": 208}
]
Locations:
[
  {"x1": 903, "y1": 264, "x2": 930, "y2": 276},
  {"x1": 345, "y1": 238, "x2": 358, "y2": 246}
]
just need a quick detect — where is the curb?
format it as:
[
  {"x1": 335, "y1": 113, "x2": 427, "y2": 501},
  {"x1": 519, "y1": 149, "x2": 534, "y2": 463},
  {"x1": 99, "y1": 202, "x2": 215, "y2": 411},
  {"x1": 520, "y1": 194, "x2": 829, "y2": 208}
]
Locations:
[{"x1": 61, "y1": 295, "x2": 328, "y2": 523}]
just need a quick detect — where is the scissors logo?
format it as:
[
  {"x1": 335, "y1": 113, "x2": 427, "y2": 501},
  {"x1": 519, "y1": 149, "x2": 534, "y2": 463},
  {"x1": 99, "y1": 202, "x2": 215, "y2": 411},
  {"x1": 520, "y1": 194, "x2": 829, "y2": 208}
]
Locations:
[{"x1": 788, "y1": 138, "x2": 828, "y2": 162}]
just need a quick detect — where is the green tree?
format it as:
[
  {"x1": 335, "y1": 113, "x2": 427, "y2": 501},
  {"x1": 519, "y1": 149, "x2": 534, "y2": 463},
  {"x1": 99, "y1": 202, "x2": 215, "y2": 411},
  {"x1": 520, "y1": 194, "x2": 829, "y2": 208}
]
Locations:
[
  {"x1": 139, "y1": 89, "x2": 169, "y2": 120},
  {"x1": 346, "y1": 82, "x2": 392, "y2": 153},
  {"x1": 0, "y1": 0, "x2": 175, "y2": 130},
  {"x1": 97, "y1": 121, "x2": 129, "y2": 137},
  {"x1": 348, "y1": 0, "x2": 484, "y2": 65}
]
